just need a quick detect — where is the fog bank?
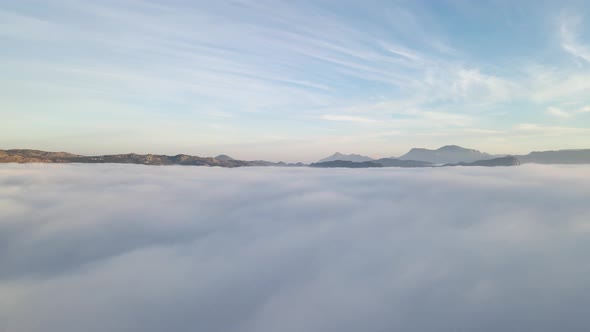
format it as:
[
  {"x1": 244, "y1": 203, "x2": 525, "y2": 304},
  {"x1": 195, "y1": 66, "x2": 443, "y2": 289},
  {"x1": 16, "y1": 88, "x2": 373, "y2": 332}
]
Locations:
[{"x1": 1, "y1": 164, "x2": 590, "y2": 332}]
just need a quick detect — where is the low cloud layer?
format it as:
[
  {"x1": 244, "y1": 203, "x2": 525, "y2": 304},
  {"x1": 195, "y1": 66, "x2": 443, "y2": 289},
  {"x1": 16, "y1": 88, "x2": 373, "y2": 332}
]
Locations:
[{"x1": 1, "y1": 164, "x2": 590, "y2": 332}]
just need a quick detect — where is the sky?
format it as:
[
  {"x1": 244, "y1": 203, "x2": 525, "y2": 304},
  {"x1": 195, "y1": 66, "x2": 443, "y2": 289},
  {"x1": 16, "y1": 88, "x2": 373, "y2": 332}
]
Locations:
[
  {"x1": 1, "y1": 0, "x2": 590, "y2": 162},
  {"x1": 2, "y1": 163, "x2": 590, "y2": 331}
]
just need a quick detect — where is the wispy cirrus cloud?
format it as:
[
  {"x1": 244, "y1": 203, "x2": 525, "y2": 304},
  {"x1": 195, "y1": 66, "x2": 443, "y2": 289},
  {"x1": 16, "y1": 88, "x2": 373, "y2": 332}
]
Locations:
[
  {"x1": 561, "y1": 16, "x2": 590, "y2": 63},
  {"x1": 515, "y1": 123, "x2": 590, "y2": 135},
  {"x1": 1, "y1": 1, "x2": 590, "y2": 157},
  {"x1": 546, "y1": 106, "x2": 573, "y2": 118},
  {"x1": 546, "y1": 105, "x2": 590, "y2": 118}
]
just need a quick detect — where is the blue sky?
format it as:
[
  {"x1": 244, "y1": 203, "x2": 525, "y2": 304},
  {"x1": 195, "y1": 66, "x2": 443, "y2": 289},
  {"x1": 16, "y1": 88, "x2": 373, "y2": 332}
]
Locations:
[{"x1": 1, "y1": 0, "x2": 590, "y2": 162}]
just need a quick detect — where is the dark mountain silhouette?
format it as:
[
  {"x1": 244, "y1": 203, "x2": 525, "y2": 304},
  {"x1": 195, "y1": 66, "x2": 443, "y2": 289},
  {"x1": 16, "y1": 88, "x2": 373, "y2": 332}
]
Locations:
[
  {"x1": 319, "y1": 152, "x2": 373, "y2": 163},
  {"x1": 247, "y1": 160, "x2": 306, "y2": 167},
  {"x1": 310, "y1": 160, "x2": 382, "y2": 168},
  {"x1": 516, "y1": 149, "x2": 590, "y2": 164},
  {"x1": 374, "y1": 158, "x2": 433, "y2": 167},
  {"x1": 443, "y1": 156, "x2": 520, "y2": 167},
  {"x1": 399, "y1": 145, "x2": 495, "y2": 164},
  {"x1": 311, "y1": 157, "x2": 519, "y2": 168}
]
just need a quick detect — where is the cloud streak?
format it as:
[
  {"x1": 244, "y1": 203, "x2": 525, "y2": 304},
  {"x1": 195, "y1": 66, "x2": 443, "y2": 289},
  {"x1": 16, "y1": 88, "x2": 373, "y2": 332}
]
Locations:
[
  {"x1": 2, "y1": 164, "x2": 590, "y2": 331},
  {"x1": 561, "y1": 17, "x2": 590, "y2": 63}
]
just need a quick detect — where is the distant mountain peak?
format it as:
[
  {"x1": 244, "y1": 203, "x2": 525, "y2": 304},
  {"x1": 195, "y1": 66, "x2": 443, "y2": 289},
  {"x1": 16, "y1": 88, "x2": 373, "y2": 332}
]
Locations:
[
  {"x1": 437, "y1": 145, "x2": 468, "y2": 151},
  {"x1": 319, "y1": 152, "x2": 373, "y2": 163},
  {"x1": 214, "y1": 154, "x2": 234, "y2": 161},
  {"x1": 399, "y1": 145, "x2": 494, "y2": 164}
]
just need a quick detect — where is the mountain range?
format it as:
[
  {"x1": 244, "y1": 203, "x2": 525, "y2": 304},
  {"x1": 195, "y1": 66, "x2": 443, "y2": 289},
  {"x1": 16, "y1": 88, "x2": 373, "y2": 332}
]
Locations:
[
  {"x1": 310, "y1": 156, "x2": 520, "y2": 168},
  {"x1": 2, "y1": 146, "x2": 590, "y2": 168},
  {"x1": 315, "y1": 145, "x2": 590, "y2": 166},
  {"x1": 398, "y1": 145, "x2": 495, "y2": 164},
  {"x1": 0, "y1": 150, "x2": 249, "y2": 167},
  {"x1": 318, "y1": 145, "x2": 497, "y2": 164}
]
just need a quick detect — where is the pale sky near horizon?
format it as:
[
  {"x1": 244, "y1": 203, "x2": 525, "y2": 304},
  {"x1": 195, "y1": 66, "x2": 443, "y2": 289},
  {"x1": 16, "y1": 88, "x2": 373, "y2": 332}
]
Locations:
[{"x1": 2, "y1": 0, "x2": 590, "y2": 162}]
